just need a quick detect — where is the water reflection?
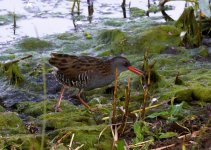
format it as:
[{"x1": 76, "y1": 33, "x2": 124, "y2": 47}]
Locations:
[
  {"x1": 13, "y1": 13, "x2": 17, "y2": 35},
  {"x1": 121, "y1": 5, "x2": 126, "y2": 18},
  {"x1": 121, "y1": 0, "x2": 126, "y2": 18},
  {"x1": 87, "y1": 0, "x2": 94, "y2": 23}
]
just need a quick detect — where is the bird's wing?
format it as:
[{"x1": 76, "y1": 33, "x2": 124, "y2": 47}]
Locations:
[{"x1": 49, "y1": 53, "x2": 111, "y2": 81}]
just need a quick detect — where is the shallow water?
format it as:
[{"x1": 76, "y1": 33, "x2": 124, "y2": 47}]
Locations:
[{"x1": 0, "y1": 0, "x2": 188, "y2": 51}]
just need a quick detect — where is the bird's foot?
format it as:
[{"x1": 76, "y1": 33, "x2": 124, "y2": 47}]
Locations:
[{"x1": 54, "y1": 105, "x2": 62, "y2": 112}]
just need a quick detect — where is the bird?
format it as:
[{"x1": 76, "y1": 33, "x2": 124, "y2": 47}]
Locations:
[{"x1": 49, "y1": 53, "x2": 143, "y2": 112}]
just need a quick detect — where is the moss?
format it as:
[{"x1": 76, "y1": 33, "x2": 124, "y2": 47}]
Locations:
[
  {"x1": 175, "y1": 89, "x2": 193, "y2": 102},
  {"x1": 175, "y1": 88, "x2": 211, "y2": 102},
  {"x1": 19, "y1": 38, "x2": 51, "y2": 50},
  {"x1": 175, "y1": 76, "x2": 184, "y2": 85},
  {"x1": 0, "y1": 112, "x2": 27, "y2": 135},
  {"x1": 73, "y1": 126, "x2": 111, "y2": 150},
  {"x1": 130, "y1": 7, "x2": 145, "y2": 17},
  {"x1": 149, "y1": 70, "x2": 161, "y2": 84},
  {"x1": 192, "y1": 88, "x2": 211, "y2": 102},
  {"x1": 0, "y1": 134, "x2": 41, "y2": 149},
  {"x1": 0, "y1": 105, "x2": 4, "y2": 112},
  {"x1": 12, "y1": 100, "x2": 112, "y2": 149},
  {"x1": 48, "y1": 125, "x2": 112, "y2": 150},
  {"x1": 39, "y1": 108, "x2": 96, "y2": 129},
  {"x1": 134, "y1": 25, "x2": 181, "y2": 53},
  {"x1": 16, "y1": 100, "x2": 76, "y2": 117}
]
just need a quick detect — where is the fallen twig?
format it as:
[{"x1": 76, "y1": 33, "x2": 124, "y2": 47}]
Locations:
[
  {"x1": 128, "y1": 140, "x2": 153, "y2": 149},
  {"x1": 2, "y1": 55, "x2": 32, "y2": 66},
  {"x1": 131, "y1": 99, "x2": 170, "y2": 114},
  {"x1": 68, "y1": 133, "x2": 75, "y2": 150}
]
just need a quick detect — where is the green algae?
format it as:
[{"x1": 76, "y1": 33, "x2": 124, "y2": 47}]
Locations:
[
  {"x1": 148, "y1": 4, "x2": 173, "y2": 13},
  {"x1": 57, "y1": 32, "x2": 79, "y2": 41},
  {"x1": 19, "y1": 38, "x2": 52, "y2": 50},
  {"x1": 0, "y1": 62, "x2": 24, "y2": 85},
  {"x1": 61, "y1": 39, "x2": 92, "y2": 53},
  {"x1": 97, "y1": 29, "x2": 128, "y2": 54},
  {"x1": 0, "y1": 54, "x2": 16, "y2": 61},
  {"x1": 123, "y1": 18, "x2": 157, "y2": 37},
  {"x1": 163, "y1": 5, "x2": 174, "y2": 11},
  {"x1": 134, "y1": 25, "x2": 181, "y2": 53},
  {"x1": 0, "y1": 13, "x2": 23, "y2": 25},
  {"x1": 104, "y1": 19, "x2": 123, "y2": 27},
  {"x1": 98, "y1": 29, "x2": 126, "y2": 45},
  {"x1": 0, "y1": 112, "x2": 27, "y2": 135},
  {"x1": 148, "y1": 4, "x2": 160, "y2": 13},
  {"x1": 130, "y1": 7, "x2": 145, "y2": 17},
  {"x1": 94, "y1": 44, "x2": 106, "y2": 51},
  {"x1": 84, "y1": 32, "x2": 92, "y2": 39},
  {"x1": 0, "y1": 14, "x2": 11, "y2": 25}
]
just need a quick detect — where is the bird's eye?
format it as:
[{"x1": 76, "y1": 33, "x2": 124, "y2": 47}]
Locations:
[{"x1": 124, "y1": 61, "x2": 129, "y2": 66}]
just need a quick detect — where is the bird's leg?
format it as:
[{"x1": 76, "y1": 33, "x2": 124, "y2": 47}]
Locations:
[
  {"x1": 54, "y1": 87, "x2": 65, "y2": 112},
  {"x1": 77, "y1": 90, "x2": 91, "y2": 110}
]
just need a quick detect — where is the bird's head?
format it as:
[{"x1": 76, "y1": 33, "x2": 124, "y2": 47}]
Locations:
[{"x1": 111, "y1": 56, "x2": 143, "y2": 75}]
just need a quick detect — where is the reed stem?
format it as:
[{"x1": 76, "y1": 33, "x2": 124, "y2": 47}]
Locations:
[
  {"x1": 41, "y1": 62, "x2": 47, "y2": 150},
  {"x1": 112, "y1": 68, "x2": 118, "y2": 124}
]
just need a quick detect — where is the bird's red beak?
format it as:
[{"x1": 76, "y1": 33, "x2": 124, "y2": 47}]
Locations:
[{"x1": 128, "y1": 66, "x2": 143, "y2": 75}]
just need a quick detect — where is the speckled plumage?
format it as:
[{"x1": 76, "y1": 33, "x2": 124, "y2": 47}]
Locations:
[{"x1": 49, "y1": 53, "x2": 143, "y2": 111}]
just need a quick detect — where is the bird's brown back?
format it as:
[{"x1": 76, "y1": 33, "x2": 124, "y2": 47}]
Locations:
[{"x1": 49, "y1": 53, "x2": 113, "y2": 89}]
